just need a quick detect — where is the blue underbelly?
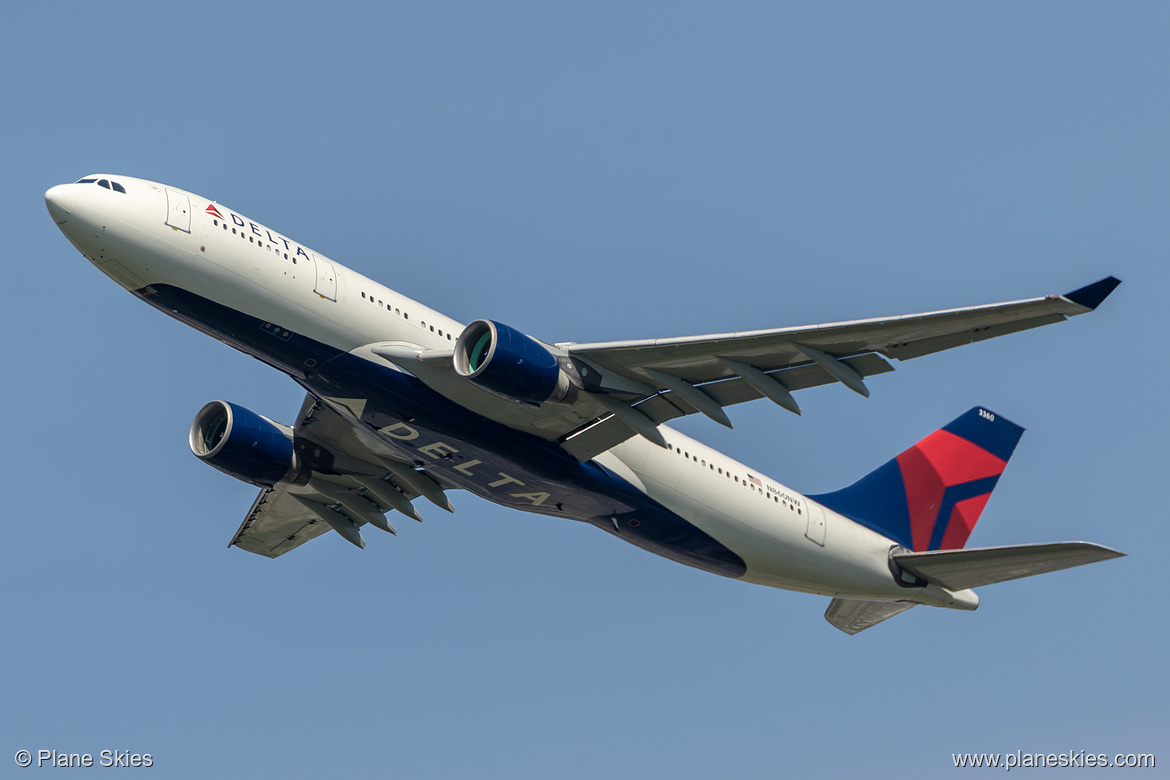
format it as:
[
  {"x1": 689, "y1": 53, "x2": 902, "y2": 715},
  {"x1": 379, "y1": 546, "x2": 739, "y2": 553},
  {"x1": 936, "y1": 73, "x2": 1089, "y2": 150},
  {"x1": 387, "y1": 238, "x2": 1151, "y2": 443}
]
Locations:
[{"x1": 136, "y1": 283, "x2": 747, "y2": 578}]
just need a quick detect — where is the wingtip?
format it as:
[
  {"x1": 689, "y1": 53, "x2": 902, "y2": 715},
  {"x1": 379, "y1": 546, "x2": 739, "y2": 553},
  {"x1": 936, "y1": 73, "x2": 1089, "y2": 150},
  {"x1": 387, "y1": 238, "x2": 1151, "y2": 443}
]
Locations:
[
  {"x1": 1063, "y1": 276, "x2": 1121, "y2": 310},
  {"x1": 1081, "y1": 541, "x2": 1126, "y2": 560}
]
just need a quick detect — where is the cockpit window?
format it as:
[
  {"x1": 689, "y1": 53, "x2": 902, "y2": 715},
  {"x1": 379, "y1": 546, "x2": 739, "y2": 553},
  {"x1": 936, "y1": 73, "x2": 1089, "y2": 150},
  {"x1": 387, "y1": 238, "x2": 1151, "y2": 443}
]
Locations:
[{"x1": 75, "y1": 177, "x2": 127, "y2": 192}]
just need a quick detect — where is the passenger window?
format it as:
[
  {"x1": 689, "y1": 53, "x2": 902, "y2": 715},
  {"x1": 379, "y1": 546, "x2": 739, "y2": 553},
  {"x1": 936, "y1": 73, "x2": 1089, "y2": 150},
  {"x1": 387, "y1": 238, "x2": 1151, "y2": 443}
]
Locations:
[{"x1": 98, "y1": 179, "x2": 110, "y2": 189}]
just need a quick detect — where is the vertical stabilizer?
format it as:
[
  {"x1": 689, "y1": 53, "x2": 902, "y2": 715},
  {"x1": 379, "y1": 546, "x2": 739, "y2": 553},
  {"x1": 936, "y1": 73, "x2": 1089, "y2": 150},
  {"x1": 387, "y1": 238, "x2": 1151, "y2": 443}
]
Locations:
[{"x1": 812, "y1": 408, "x2": 1024, "y2": 551}]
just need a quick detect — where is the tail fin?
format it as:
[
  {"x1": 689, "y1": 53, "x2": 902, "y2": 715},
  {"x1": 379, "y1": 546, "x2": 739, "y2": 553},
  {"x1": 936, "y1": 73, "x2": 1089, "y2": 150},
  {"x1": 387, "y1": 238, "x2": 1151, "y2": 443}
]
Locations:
[{"x1": 812, "y1": 407, "x2": 1024, "y2": 551}]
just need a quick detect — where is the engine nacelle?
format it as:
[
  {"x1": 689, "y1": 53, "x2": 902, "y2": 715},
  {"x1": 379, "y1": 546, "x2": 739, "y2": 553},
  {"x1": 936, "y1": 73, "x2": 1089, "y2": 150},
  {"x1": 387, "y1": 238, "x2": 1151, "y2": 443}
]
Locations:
[
  {"x1": 453, "y1": 319, "x2": 580, "y2": 406},
  {"x1": 189, "y1": 401, "x2": 302, "y2": 488}
]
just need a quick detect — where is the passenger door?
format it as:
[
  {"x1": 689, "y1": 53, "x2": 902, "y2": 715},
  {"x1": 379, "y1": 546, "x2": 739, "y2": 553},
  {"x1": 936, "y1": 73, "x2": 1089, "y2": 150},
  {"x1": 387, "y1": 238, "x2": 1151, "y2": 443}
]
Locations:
[
  {"x1": 165, "y1": 189, "x2": 191, "y2": 232},
  {"x1": 312, "y1": 254, "x2": 337, "y2": 301},
  {"x1": 804, "y1": 501, "x2": 826, "y2": 546}
]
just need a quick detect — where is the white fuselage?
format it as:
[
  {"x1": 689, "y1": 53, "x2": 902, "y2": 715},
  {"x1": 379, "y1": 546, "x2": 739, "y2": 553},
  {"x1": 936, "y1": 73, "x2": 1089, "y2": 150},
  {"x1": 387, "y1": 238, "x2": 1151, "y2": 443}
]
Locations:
[{"x1": 45, "y1": 175, "x2": 970, "y2": 609}]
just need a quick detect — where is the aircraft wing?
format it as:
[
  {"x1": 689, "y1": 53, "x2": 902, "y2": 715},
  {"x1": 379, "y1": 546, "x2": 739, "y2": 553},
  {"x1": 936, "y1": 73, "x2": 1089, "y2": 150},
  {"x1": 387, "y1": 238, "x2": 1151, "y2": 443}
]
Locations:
[
  {"x1": 229, "y1": 482, "x2": 338, "y2": 558},
  {"x1": 556, "y1": 277, "x2": 1120, "y2": 459},
  {"x1": 567, "y1": 276, "x2": 1119, "y2": 390},
  {"x1": 228, "y1": 394, "x2": 453, "y2": 557}
]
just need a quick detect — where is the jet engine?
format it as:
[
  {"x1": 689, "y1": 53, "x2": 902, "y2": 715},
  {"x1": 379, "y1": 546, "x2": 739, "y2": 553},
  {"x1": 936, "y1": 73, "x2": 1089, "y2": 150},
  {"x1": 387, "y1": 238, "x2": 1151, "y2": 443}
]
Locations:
[
  {"x1": 453, "y1": 319, "x2": 581, "y2": 406},
  {"x1": 189, "y1": 400, "x2": 303, "y2": 487}
]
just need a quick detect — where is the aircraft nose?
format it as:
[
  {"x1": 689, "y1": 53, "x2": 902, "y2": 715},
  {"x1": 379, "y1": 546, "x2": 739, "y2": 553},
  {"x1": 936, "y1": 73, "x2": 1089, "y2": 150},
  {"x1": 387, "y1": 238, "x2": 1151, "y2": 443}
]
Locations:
[{"x1": 45, "y1": 184, "x2": 75, "y2": 224}]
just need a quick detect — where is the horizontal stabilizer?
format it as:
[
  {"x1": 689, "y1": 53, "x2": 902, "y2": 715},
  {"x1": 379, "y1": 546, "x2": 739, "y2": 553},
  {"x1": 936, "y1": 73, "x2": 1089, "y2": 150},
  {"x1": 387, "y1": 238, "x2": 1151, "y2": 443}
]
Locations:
[
  {"x1": 825, "y1": 598, "x2": 916, "y2": 635},
  {"x1": 892, "y1": 542, "x2": 1124, "y2": 591}
]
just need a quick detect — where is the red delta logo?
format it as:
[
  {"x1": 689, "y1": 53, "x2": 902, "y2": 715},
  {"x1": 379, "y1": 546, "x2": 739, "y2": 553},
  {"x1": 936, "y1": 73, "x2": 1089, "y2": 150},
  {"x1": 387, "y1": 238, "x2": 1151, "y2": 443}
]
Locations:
[
  {"x1": 205, "y1": 204, "x2": 224, "y2": 220},
  {"x1": 897, "y1": 429, "x2": 1007, "y2": 551}
]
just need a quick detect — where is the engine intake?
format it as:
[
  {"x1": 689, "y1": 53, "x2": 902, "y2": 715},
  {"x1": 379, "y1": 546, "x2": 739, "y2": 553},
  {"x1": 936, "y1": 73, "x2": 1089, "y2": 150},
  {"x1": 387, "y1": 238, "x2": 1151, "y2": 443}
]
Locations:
[
  {"x1": 189, "y1": 401, "x2": 301, "y2": 487},
  {"x1": 454, "y1": 320, "x2": 580, "y2": 406}
]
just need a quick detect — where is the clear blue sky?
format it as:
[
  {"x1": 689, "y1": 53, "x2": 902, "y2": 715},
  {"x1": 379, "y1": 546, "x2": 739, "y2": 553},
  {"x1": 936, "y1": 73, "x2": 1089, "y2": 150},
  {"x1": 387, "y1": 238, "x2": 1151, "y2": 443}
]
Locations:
[{"x1": 3, "y1": 3, "x2": 1165, "y2": 777}]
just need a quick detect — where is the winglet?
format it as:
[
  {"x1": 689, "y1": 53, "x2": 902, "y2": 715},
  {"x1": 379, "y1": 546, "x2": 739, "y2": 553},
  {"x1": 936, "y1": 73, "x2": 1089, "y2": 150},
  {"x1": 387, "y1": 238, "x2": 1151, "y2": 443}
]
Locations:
[{"x1": 1063, "y1": 276, "x2": 1121, "y2": 310}]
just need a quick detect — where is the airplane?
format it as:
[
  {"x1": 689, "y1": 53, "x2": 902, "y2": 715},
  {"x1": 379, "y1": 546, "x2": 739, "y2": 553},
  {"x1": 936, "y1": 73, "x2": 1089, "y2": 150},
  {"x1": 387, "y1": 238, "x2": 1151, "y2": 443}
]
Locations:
[{"x1": 44, "y1": 174, "x2": 1124, "y2": 634}]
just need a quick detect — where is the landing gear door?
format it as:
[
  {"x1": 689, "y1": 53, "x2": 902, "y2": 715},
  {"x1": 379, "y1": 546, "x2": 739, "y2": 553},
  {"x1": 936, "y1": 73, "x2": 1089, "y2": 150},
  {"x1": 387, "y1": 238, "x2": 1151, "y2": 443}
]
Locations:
[
  {"x1": 312, "y1": 254, "x2": 337, "y2": 301},
  {"x1": 165, "y1": 189, "x2": 191, "y2": 233},
  {"x1": 804, "y1": 501, "x2": 826, "y2": 547}
]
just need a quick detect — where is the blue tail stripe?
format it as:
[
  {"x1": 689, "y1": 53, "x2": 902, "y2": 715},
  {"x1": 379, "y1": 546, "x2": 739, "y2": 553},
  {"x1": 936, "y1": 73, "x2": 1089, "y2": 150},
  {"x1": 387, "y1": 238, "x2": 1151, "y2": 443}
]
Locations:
[{"x1": 927, "y1": 475, "x2": 1002, "y2": 551}]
